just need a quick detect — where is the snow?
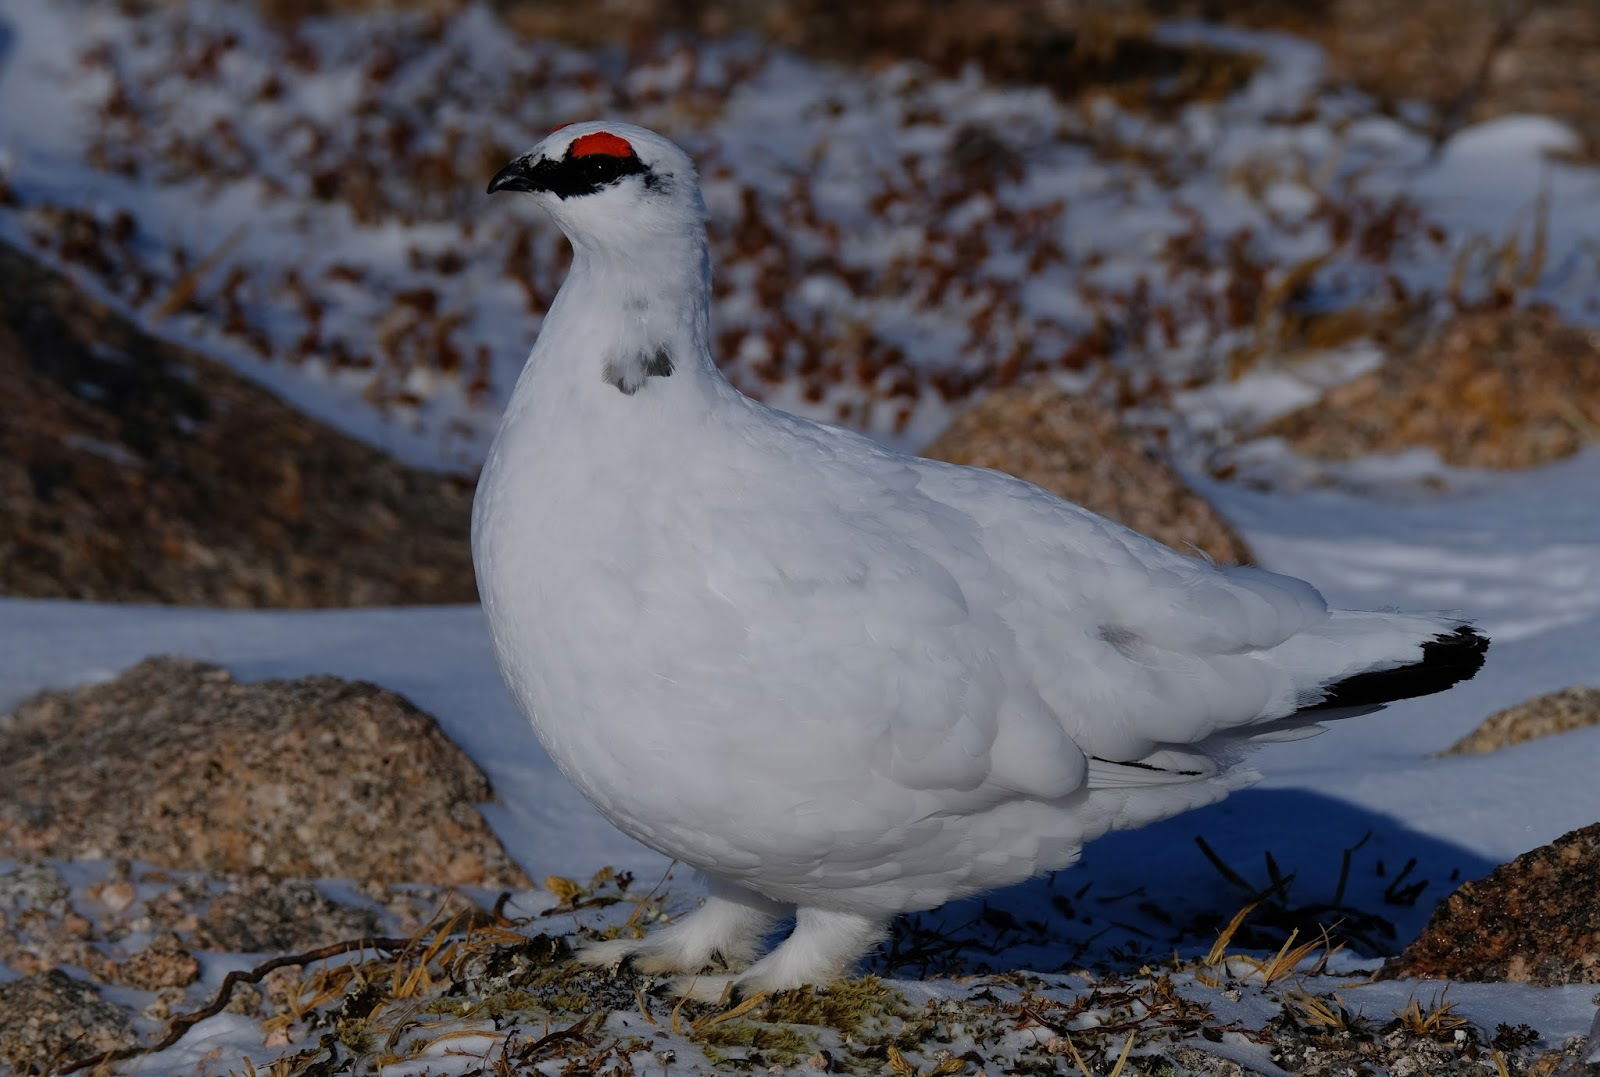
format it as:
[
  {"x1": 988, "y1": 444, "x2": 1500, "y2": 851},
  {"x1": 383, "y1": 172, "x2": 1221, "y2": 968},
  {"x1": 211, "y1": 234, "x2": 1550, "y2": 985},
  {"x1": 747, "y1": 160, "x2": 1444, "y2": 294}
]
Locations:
[{"x1": 1174, "y1": 342, "x2": 1384, "y2": 433}]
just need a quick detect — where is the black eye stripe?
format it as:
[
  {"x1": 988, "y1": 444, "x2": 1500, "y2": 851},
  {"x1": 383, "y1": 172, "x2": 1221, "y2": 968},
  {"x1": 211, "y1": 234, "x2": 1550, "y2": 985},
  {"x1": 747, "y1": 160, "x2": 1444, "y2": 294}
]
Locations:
[
  {"x1": 538, "y1": 149, "x2": 650, "y2": 199},
  {"x1": 486, "y1": 147, "x2": 658, "y2": 199},
  {"x1": 573, "y1": 156, "x2": 629, "y2": 183}
]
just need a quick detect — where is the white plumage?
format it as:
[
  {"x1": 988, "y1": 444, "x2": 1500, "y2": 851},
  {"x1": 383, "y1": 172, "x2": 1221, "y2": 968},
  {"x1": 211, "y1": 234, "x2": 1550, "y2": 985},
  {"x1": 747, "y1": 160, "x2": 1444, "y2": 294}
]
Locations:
[{"x1": 474, "y1": 121, "x2": 1486, "y2": 998}]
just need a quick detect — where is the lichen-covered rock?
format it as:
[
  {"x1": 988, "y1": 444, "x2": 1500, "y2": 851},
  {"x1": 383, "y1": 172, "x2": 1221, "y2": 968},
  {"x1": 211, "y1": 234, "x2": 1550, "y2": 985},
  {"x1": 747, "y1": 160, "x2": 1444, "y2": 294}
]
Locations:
[
  {"x1": 197, "y1": 876, "x2": 380, "y2": 953},
  {"x1": 1383, "y1": 822, "x2": 1600, "y2": 985},
  {"x1": 1267, "y1": 307, "x2": 1600, "y2": 471},
  {"x1": 111, "y1": 931, "x2": 201, "y2": 990},
  {"x1": 0, "y1": 657, "x2": 530, "y2": 889},
  {"x1": 1441, "y1": 685, "x2": 1600, "y2": 757},
  {"x1": 0, "y1": 864, "x2": 119, "y2": 983},
  {"x1": 922, "y1": 381, "x2": 1253, "y2": 564},
  {"x1": 0, "y1": 970, "x2": 136, "y2": 1073}
]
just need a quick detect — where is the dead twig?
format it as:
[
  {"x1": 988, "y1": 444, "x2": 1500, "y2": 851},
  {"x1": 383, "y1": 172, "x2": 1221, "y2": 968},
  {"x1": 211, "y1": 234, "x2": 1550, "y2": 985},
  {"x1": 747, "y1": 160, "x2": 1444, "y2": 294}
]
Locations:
[
  {"x1": 1332, "y1": 832, "x2": 1372, "y2": 908},
  {"x1": 150, "y1": 223, "x2": 249, "y2": 320},
  {"x1": 499, "y1": 1013, "x2": 603, "y2": 1064},
  {"x1": 60, "y1": 935, "x2": 412, "y2": 1074},
  {"x1": 1194, "y1": 835, "x2": 1254, "y2": 894},
  {"x1": 1430, "y1": 0, "x2": 1539, "y2": 154}
]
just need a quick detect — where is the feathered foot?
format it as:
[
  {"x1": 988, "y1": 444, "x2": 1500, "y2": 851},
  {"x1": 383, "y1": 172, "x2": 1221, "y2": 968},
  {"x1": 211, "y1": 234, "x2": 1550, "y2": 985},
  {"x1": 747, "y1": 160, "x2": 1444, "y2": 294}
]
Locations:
[
  {"x1": 577, "y1": 882, "x2": 784, "y2": 976},
  {"x1": 668, "y1": 906, "x2": 884, "y2": 1002}
]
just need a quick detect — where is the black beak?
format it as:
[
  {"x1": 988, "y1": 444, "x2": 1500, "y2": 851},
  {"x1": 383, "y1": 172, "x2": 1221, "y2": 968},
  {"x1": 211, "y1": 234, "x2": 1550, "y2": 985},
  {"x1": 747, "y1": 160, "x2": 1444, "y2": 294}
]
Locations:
[{"x1": 487, "y1": 157, "x2": 546, "y2": 195}]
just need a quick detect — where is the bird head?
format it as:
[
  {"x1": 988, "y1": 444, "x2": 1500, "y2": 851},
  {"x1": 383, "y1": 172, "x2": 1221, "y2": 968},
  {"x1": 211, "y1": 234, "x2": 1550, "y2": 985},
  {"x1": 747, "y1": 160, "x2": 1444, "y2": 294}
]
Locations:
[{"x1": 487, "y1": 121, "x2": 703, "y2": 251}]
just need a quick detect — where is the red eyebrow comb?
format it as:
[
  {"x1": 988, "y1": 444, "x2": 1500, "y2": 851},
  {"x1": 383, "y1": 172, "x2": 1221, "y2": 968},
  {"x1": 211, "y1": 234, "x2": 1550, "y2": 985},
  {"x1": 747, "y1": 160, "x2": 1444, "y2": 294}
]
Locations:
[{"x1": 569, "y1": 131, "x2": 634, "y2": 158}]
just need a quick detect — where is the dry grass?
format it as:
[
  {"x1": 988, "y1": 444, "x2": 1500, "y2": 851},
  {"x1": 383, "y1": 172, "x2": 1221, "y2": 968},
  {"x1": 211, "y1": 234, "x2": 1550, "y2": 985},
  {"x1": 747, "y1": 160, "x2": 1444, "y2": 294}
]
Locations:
[
  {"x1": 256, "y1": 0, "x2": 1600, "y2": 159},
  {"x1": 753, "y1": 3, "x2": 1261, "y2": 113},
  {"x1": 1046, "y1": 1026, "x2": 1138, "y2": 1077},
  {"x1": 55, "y1": 870, "x2": 663, "y2": 1073},
  {"x1": 1196, "y1": 901, "x2": 1343, "y2": 987},
  {"x1": 262, "y1": 0, "x2": 1262, "y2": 111},
  {"x1": 1393, "y1": 993, "x2": 1473, "y2": 1037},
  {"x1": 1288, "y1": 988, "x2": 1359, "y2": 1030},
  {"x1": 1447, "y1": 186, "x2": 1551, "y2": 309}
]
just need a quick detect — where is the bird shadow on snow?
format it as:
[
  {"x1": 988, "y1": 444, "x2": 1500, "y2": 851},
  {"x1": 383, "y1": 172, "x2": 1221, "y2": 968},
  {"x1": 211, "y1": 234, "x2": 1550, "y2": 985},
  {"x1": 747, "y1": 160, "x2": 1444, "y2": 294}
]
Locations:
[{"x1": 867, "y1": 788, "x2": 1497, "y2": 981}]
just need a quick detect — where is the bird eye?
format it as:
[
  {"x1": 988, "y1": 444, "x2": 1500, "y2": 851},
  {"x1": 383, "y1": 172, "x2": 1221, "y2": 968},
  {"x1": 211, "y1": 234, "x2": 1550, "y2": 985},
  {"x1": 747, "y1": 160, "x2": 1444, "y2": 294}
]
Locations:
[{"x1": 542, "y1": 140, "x2": 650, "y2": 198}]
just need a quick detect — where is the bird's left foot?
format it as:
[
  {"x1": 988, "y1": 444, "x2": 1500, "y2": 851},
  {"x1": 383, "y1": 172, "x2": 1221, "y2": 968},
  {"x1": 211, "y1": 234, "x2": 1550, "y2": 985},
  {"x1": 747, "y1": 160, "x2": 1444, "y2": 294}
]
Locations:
[
  {"x1": 666, "y1": 973, "x2": 745, "y2": 1004},
  {"x1": 666, "y1": 906, "x2": 886, "y2": 1004},
  {"x1": 573, "y1": 936, "x2": 647, "y2": 973}
]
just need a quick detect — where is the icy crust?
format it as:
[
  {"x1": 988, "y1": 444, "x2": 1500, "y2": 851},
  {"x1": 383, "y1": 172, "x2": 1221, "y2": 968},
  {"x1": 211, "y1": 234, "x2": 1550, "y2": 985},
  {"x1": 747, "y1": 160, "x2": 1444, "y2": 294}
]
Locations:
[{"x1": 1, "y1": 1, "x2": 1596, "y2": 474}]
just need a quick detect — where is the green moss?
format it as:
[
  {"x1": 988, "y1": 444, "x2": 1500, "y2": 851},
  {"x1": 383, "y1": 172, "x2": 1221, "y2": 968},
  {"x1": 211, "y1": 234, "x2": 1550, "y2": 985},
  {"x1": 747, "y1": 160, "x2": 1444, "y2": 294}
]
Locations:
[
  {"x1": 684, "y1": 977, "x2": 913, "y2": 1070},
  {"x1": 421, "y1": 988, "x2": 546, "y2": 1021},
  {"x1": 757, "y1": 977, "x2": 905, "y2": 1037},
  {"x1": 334, "y1": 1020, "x2": 374, "y2": 1054},
  {"x1": 695, "y1": 1020, "x2": 817, "y2": 1066},
  {"x1": 330, "y1": 979, "x2": 387, "y2": 1056}
]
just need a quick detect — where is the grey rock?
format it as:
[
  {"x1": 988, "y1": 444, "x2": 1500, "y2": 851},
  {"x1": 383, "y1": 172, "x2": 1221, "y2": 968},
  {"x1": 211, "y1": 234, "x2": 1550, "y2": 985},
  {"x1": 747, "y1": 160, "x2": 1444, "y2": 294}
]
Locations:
[
  {"x1": 0, "y1": 657, "x2": 530, "y2": 890},
  {"x1": 0, "y1": 970, "x2": 136, "y2": 1074}
]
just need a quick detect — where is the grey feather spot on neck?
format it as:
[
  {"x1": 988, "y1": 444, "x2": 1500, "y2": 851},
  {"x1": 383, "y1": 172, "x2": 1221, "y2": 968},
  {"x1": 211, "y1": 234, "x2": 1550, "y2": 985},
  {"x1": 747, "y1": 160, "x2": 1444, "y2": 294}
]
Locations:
[
  {"x1": 603, "y1": 346, "x2": 674, "y2": 395},
  {"x1": 643, "y1": 347, "x2": 673, "y2": 378}
]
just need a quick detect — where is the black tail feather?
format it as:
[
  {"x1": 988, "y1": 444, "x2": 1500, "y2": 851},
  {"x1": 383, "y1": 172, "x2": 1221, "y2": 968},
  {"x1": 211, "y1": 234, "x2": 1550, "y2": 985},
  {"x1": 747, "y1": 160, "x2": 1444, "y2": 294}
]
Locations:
[{"x1": 1304, "y1": 625, "x2": 1490, "y2": 714}]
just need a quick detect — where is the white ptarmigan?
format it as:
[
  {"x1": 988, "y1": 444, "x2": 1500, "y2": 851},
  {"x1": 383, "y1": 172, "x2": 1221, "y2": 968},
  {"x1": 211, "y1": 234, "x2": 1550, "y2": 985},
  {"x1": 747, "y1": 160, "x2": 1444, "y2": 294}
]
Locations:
[{"x1": 475, "y1": 121, "x2": 1489, "y2": 1000}]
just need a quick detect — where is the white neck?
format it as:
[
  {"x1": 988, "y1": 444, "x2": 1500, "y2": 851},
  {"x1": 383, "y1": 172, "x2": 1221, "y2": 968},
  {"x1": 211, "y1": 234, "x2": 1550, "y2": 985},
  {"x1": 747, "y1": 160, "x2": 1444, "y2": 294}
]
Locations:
[{"x1": 513, "y1": 224, "x2": 727, "y2": 410}]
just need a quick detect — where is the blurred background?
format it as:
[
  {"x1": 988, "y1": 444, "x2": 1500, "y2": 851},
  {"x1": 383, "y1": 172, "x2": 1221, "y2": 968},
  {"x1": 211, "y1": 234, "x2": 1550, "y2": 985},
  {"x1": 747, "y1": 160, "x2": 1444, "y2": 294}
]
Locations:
[
  {"x1": 2, "y1": 0, "x2": 1597, "y2": 609},
  {"x1": 4, "y1": 2, "x2": 1600, "y2": 1071}
]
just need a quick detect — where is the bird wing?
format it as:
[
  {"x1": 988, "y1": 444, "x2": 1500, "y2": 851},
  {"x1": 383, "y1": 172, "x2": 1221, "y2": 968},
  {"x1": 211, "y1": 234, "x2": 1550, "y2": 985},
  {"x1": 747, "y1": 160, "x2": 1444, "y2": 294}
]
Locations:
[
  {"x1": 908, "y1": 456, "x2": 1474, "y2": 774},
  {"x1": 712, "y1": 404, "x2": 1459, "y2": 805},
  {"x1": 908, "y1": 456, "x2": 1319, "y2": 760},
  {"x1": 691, "y1": 409, "x2": 1089, "y2": 805}
]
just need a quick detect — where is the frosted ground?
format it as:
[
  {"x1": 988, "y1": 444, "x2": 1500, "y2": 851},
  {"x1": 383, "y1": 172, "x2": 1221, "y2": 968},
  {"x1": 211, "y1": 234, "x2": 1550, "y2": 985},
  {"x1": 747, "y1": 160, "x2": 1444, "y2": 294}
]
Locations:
[{"x1": 2, "y1": 0, "x2": 1600, "y2": 1071}]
